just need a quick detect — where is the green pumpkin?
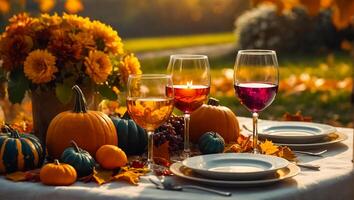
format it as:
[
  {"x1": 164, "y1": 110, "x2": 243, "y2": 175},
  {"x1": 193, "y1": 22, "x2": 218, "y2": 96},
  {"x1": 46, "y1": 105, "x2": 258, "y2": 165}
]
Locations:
[
  {"x1": 0, "y1": 125, "x2": 45, "y2": 173},
  {"x1": 198, "y1": 132, "x2": 225, "y2": 154},
  {"x1": 60, "y1": 140, "x2": 95, "y2": 177},
  {"x1": 111, "y1": 114, "x2": 147, "y2": 156}
]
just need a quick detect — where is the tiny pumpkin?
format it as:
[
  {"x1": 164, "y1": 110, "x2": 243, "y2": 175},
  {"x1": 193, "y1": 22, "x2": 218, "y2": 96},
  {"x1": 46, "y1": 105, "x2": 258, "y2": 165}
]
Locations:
[
  {"x1": 190, "y1": 98, "x2": 240, "y2": 143},
  {"x1": 40, "y1": 159, "x2": 77, "y2": 186},
  {"x1": 111, "y1": 113, "x2": 147, "y2": 156},
  {"x1": 0, "y1": 124, "x2": 45, "y2": 173},
  {"x1": 96, "y1": 145, "x2": 127, "y2": 169},
  {"x1": 60, "y1": 141, "x2": 96, "y2": 178},
  {"x1": 198, "y1": 132, "x2": 225, "y2": 154},
  {"x1": 46, "y1": 85, "x2": 118, "y2": 159}
]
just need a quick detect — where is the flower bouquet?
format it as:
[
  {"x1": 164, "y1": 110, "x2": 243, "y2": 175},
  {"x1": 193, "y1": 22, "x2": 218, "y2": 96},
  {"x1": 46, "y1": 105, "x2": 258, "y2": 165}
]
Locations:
[{"x1": 0, "y1": 13, "x2": 141, "y2": 142}]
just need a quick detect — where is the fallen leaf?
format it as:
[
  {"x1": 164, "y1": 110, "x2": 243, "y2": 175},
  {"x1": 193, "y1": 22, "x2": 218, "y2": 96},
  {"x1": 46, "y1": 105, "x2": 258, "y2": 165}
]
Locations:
[
  {"x1": 259, "y1": 140, "x2": 279, "y2": 155},
  {"x1": 112, "y1": 171, "x2": 140, "y2": 185},
  {"x1": 92, "y1": 168, "x2": 114, "y2": 185},
  {"x1": 276, "y1": 146, "x2": 297, "y2": 161},
  {"x1": 6, "y1": 172, "x2": 27, "y2": 182}
]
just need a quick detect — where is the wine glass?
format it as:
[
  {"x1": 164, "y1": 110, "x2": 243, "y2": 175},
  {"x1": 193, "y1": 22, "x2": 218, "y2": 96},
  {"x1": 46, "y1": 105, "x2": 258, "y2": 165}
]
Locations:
[
  {"x1": 167, "y1": 54, "x2": 211, "y2": 158},
  {"x1": 234, "y1": 50, "x2": 279, "y2": 154},
  {"x1": 126, "y1": 74, "x2": 174, "y2": 169}
]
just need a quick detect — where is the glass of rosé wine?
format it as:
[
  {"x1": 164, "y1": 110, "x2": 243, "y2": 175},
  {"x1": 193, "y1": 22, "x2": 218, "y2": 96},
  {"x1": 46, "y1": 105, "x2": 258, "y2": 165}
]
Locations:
[
  {"x1": 126, "y1": 74, "x2": 174, "y2": 169},
  {"x1": 234, "y1": 50, "x2": 279, "y2": 154},
  {"x1": 167, "y1": 55, "x2": 211, "y2": 158}
]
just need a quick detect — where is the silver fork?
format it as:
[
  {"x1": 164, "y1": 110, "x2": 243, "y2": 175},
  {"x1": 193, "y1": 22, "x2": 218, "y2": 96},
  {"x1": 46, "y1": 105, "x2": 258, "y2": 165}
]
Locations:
[{"x1": 293, "y1": 150, "x2": 327, "y2": 157}]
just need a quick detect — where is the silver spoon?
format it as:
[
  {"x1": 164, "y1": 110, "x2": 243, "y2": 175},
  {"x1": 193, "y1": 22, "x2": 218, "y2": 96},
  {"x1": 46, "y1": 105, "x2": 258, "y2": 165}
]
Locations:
[{"x1": 149, "y1": 177, "x2": 232, "y2": 197}]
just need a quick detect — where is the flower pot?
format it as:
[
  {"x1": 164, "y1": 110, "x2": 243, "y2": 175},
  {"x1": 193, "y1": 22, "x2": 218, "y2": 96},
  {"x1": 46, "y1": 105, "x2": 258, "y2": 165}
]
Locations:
[{"x1": 31, "y1": 87, "x2": 95, "y2": 145}]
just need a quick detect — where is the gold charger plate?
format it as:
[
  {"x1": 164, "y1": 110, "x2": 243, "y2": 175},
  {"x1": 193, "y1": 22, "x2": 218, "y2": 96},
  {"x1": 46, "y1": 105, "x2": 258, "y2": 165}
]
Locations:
[
  {"x1": 170, "y1": 162, "x2": 300, "y2": 187},
  {"x1": 274, "y1": 132, "x2": 348, "y2": 150}
]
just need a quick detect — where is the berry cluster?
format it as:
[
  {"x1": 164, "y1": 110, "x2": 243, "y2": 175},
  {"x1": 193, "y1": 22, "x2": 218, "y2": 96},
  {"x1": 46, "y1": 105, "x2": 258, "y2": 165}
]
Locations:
[{"x1": 154, "y1": 115, "x2": 184, "y2": 153}]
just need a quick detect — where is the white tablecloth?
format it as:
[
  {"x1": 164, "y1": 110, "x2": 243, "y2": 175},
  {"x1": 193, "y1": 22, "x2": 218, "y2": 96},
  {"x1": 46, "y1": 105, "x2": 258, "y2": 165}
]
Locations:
[{"x1": 1, "y1": 117, "x2": 353, "y2": 200}]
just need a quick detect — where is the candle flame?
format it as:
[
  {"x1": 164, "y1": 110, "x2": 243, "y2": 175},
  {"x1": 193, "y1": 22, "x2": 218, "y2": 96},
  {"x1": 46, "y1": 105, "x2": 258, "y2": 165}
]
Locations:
[{"x1": 187, "y1": 81, "x2": 193, "y2": 88}]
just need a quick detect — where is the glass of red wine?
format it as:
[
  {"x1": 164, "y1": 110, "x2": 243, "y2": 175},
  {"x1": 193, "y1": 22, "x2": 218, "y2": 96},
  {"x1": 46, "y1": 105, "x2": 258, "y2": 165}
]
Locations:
[
  {"x1": 234, "y1": 50, "x2": 279, "y2": 154},
  {"x1": 167, "y1": 55, "x2": 210, "y2": 158}
]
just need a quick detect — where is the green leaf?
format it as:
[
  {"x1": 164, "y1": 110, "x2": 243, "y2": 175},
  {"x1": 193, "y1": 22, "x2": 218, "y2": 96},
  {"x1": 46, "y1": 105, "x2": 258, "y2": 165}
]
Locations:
[
  {"x1": 98, "y1": 84, "x2": 117, "y2": 101},
  {"x1": 55, "y1": 79, "x2": 75, "y2": 104},
  {"x1": 8, "y1": 70, "x2": 29, "y2": 104}
]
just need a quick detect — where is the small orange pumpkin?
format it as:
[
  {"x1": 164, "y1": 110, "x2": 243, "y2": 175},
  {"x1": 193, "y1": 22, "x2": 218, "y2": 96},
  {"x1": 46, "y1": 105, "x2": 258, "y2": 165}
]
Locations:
[
  {"x1": 46, "y1": 85, "x2": 118, "y2": 159},
  {"x1": 40, "y1": 159, "x2": 77, "y2": 186},
  {"x1": 96, "y1": 145, "x2": 127, "y2": 169},
  {"x1": 190, "y1": 98, "x2": 240, "y2": 143}
]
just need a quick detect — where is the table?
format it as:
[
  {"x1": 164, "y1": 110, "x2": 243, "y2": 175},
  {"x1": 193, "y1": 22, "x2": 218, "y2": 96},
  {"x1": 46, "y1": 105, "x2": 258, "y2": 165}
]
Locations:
[{"x1": 0, "y1": 117, "x2": 353, "y2": 200}]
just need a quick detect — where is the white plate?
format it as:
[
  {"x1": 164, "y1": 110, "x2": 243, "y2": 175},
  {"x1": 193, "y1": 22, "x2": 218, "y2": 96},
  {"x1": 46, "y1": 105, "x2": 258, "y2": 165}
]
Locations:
[
  {"x1": 170, "y1": 162, "x2": 300, "y2": 187},
  {"x1": 182, "y1": 153, "x2": 289, "y2": 180},
  {"x1": 258, "y1": 121, "x2": 337, "y2": 143},
  {"x1": 274, "y1": 132, "x2": 348, "y2": 150}
]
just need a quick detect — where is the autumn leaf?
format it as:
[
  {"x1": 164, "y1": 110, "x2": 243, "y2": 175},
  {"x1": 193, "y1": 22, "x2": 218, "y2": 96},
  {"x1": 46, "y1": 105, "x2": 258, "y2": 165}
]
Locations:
[
  {"x1": 276, "y1": 146, "x2": 297, "y2": 161},
  {"x1": 259, "y1": 140, "x2": 279, "y2": 155},
  {"x1": 6, "y1": 172, "x2": 27, "y2": 182},
  {"x1": 92, "y1": 168, "x2": 114, "y2": 185},
  {"x1": 111, "y1": 166, "x2": 149, "y2": 185},
  {"x1": 332, "y1": 0, "x2": 354, "y2": 29}
]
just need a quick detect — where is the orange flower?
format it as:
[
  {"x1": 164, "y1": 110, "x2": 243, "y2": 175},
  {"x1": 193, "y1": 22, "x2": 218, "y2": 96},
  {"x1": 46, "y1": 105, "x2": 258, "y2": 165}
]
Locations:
[
  {"x1": 90, "y1": 21, "x2": 124, "y2": 55},
  {"x1": 24, "y1": 50, "x2": 58, "y2": 84},
  {"x1": 0, "y1": 35, "x2": 33, "y2": 70},
  {"x1": 63, "y1": 13, "x2": 90, "y2": 30},
  {"x1": 84, "y1": 50, "x2": 112, "y2": 84},
  {"x1": 118, "y1": 53, "x2": 142, "y2": 85}
]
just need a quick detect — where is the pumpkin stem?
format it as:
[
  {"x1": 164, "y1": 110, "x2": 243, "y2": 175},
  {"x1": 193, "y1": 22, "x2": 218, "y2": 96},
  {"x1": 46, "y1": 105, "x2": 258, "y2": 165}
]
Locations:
[
  {"x1": 70, "y1": 140, "x2": 81, "y2": 152},
  {"x1": 72, "y1": 85, "x2": 87, "y2": 113},
  {"x1": 54, "y1": 159, "x2": 60, "y2": 165},
  {"x1": 207, "y1": 97, "x2": 220, "y2": 106}
]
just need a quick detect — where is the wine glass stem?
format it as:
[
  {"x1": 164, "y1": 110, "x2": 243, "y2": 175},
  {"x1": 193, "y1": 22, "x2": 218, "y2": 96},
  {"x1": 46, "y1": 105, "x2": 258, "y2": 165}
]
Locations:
[
  {"x1": 252, "y1": 112, "x2": 259, "y2": 154},
  {"x1": 183, "y1": 113, "x2": 191, "y2": 157},
  {"x1": 147, "y1": 130, "x2": 154, "y2": 169}
]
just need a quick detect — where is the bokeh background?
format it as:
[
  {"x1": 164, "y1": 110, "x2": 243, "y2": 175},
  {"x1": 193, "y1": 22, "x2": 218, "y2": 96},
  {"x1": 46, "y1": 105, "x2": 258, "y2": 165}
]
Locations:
[{"x1": 0, "y1": 0, "x2": 353, "y2": 128}]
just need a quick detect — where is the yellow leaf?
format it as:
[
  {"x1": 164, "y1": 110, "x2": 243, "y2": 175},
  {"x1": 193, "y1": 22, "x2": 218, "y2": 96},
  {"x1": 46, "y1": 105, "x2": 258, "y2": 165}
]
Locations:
[
  {"x1": 332, "y1": 0, "x2": 354, "y2": 29},
  {"x1": 65, "y1": 0, "x2": 83, "y2": 14},
  {"x1": 6, "y1": 171, "x2": 27, "y2": 182},
  {"x1": 259, "y1": 140, "x2": 279, "y2": 155},
  {"x1": 92, "y1": 168, "x2": 114, "y2": 185},
  {"x1": 112, "y1": 171, "x2": 140, "y2": 185},
  {"x1": 276, "y1": 146, "x2": 297, "y2": 161}
]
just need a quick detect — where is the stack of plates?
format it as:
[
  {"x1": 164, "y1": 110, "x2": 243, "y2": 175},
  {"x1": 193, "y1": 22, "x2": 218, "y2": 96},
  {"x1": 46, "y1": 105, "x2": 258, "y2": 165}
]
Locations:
[
  {"x1": 170, "y1": 153, "x2": 300, "y2": 187},
  {"x1": 257, "y1": 122, "x2": 347, "y2": 150}
]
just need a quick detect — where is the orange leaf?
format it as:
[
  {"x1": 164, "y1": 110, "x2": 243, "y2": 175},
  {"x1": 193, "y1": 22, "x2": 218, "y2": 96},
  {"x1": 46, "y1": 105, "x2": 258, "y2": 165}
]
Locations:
[
  {"x1": 276, "y1": 146, "x2": 297, "y2": 161},
  {"x1": 6, "y1": 172, "x2": 27, "y2": 182},
  {"x1": 112, "y1": 171, "x2": 140, "y2": 185},
  {"x1": 259, "y1": 140, "x2": 279, "y2": 155},
  {"x1": 92, "y1": 168, "x2": 114, "y2": 185},
  {"x1": 332, "y1": 0, "x2": 354, "y2": 29},
  {"x1": 65, "y1": 0, "x2": 84, "y2": 14}
]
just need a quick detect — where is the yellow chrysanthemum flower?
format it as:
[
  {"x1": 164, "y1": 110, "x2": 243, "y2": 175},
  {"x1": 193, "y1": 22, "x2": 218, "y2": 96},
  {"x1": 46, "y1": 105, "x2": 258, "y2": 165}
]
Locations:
[
  {"x1": 40, "y1": 13, "x2": 62, "y2": 27},
  {"x1": 90, "y1": 20, "x2": 124, "y2": 55},
  {"x1": 119, "y1": 53, "x2": 142, "y2": 85},
  {"x1": 63, "y1": 13, "x2": 91, "y2": 30},
  {"x1": 5, "y1": 13, "x2": 38, "y2": 37},
  {"x1": 24, "y1": 50, "x2": 58, "y2": 84},
  {"x1": 84, "y1": 50, "x2": 112, "y2": 84}
]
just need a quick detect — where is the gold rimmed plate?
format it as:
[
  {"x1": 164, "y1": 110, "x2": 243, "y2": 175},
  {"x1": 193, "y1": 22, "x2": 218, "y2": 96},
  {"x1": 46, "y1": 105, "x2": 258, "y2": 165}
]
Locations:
[
  {"x1": 170, "y1": 162, "x2": 300, "y2": 187},
  {"x1": 274, "y1": 132, "x2": 348, "y2": 150}
]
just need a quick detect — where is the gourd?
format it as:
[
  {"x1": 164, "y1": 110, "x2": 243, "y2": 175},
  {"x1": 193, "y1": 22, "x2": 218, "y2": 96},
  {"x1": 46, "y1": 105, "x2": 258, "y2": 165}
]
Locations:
[
  {"x1": 60, "y1": 141, "x2": 96, "y2": 178},
  {"x1": 190, "y1": 98, "x2": 240, "y2": 143},
  {"x1": 40, "y1": 159, "x2": 77, "y2": 186},
  {"x1": 111, "y1": 113, "x2": 147, "y2": 155},
  {"x1": 198, "y1": 132, "x2": 225, "y2": 154},
  {"x1": 46, "y1": 85, "x2": 118, "y2": 159},
  {"x1": 95, "y1": 145, "x2": 127, "y2": 169},
  {"x1": 0, "y1": 125, "x2": 45, "y2": 173}
]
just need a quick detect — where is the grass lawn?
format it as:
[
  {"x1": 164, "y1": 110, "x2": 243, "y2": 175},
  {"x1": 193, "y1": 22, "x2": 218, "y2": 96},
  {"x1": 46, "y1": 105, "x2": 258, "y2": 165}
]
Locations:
[
  {"x1": 139, "y1": 52, "x2": 353, "y2": 127},
  {"x1": 123, "y1": 32, "x2": 235, "y2": 53}
]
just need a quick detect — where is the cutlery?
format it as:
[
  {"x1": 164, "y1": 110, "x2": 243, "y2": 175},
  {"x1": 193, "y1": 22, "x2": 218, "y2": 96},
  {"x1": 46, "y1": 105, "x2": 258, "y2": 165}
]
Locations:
[
  {"x1": 149, "y1": 176, "x2": 232, "y2": 197},
  {"x1": 293, "y1": 150, "x2": 327, "y2": 157},
  {"x1": 294, "y1": 162, "x2": 320, "y2": 170}
]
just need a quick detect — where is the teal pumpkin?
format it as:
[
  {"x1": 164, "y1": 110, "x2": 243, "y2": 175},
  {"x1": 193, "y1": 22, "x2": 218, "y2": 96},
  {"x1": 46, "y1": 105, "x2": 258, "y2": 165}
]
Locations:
[
  {"x1": 0, "y1": 125, "x2": 45, "y2": 173},
  {"x1": 198, "y1": 132, "x2": 225, "y2": 154},
  {"x1": 60, "y1": 140, "x2": 95, "y2": 177},
  {"x1": 111, "y1": 114, "x2": 147, "y2": 155}
]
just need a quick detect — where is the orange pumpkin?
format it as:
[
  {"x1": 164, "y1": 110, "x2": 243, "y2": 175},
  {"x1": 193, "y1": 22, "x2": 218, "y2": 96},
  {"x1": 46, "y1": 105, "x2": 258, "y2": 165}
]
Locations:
[
  {"x1": 190, "y1": 98, "x2": 240, "y2": 143},
  {"x1": 96, "y1": 145, "x2": 127, "y2": 169},
  {"x1": 40, "y1": 159, "x2": 77, "y2": 186},
  {"x1": 46, "y1": 85, "x2": 118, "y2": 159}
]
